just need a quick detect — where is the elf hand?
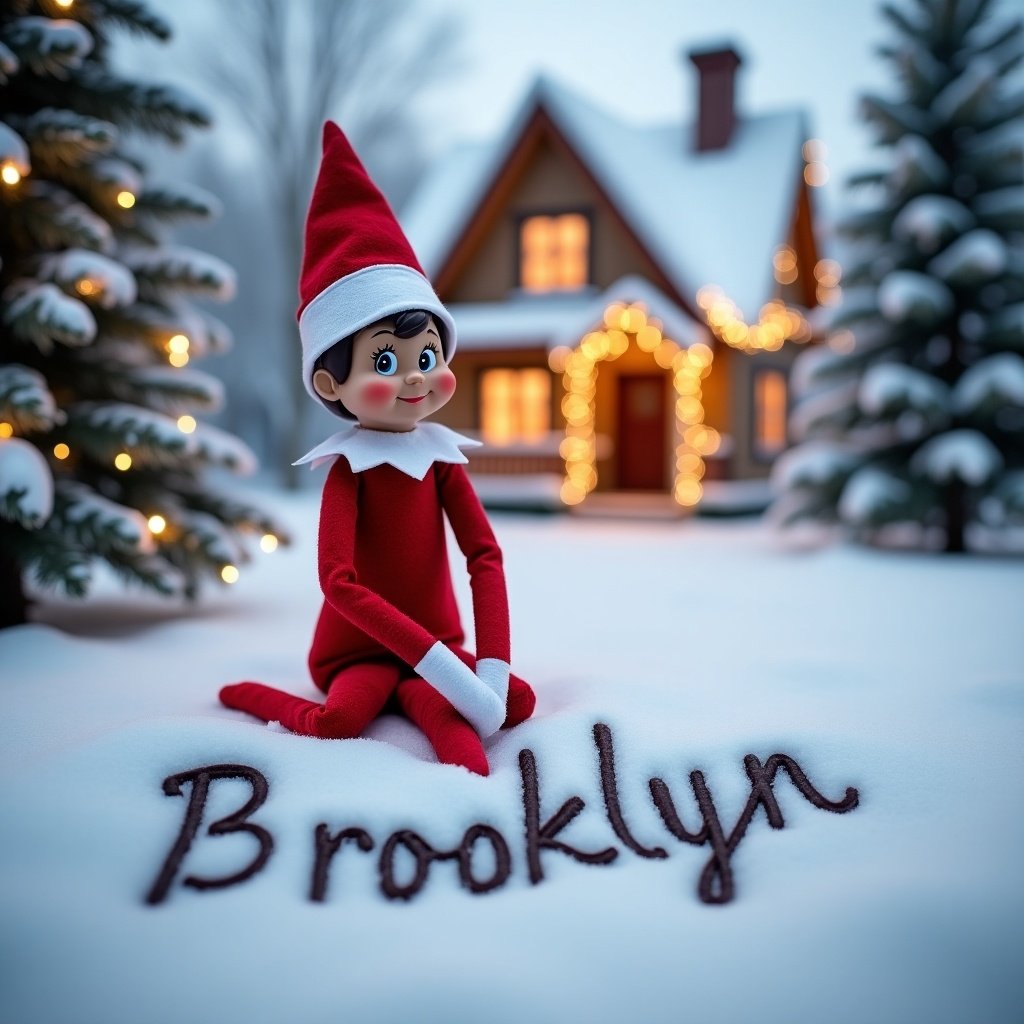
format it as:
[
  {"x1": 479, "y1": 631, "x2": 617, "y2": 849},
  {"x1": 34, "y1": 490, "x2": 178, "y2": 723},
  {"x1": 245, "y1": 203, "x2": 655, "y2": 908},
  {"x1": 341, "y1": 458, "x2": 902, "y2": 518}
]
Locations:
[
  {"x1": 475, "y1": 658, "x2": 510, "y2": 706},
  {"x1": 415, "y1": 642, "x2": 506, "y2": 737}
]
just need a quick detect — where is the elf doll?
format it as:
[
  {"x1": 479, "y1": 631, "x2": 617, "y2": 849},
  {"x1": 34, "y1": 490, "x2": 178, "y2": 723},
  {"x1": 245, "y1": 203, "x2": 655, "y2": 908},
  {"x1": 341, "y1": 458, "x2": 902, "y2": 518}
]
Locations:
[{"x1": 219, "y1": 122, "x2": 535, "y2": 775}]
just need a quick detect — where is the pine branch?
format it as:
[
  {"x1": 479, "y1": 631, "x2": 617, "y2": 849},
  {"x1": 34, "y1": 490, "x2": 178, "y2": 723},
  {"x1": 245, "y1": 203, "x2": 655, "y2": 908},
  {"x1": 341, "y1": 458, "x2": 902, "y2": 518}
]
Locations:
[
  {"x1": 89, "y1": 0, "x2": 173, "y2": 42},
  {"x1": 8, "y1": 181, "x2": 114, "y2": 253},
  {"x1": 0, "y1": 364, "x2": 64, "y2": 433},
  {"x1": 8, "y1": 521, "x2": 92, "y2": 597},
  {"x1": 12, "y1": 108, "x2": 118, "y2": 169}
]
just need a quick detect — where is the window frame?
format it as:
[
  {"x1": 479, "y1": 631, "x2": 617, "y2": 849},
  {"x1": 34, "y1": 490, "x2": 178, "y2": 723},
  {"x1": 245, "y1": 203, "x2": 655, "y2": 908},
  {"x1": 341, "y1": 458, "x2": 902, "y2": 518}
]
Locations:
[
  {"x1": 476, "y1": 364, "x2": 553, "y2": 446},
  {"x1": 513, "y1": 207, "x2": 595, "y2": 294},
  {"x1": 749, "y1": 364, "x2": 790, "y2": 463}
]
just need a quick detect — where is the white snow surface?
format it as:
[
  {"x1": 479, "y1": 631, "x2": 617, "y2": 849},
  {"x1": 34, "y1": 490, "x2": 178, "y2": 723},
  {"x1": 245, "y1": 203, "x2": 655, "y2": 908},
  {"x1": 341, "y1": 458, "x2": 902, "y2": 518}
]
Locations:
[
  {"x1": 878, "y1": 270, "x2": 953, "y2": 324},
  {"x1": 953, "y1": 353, "x2": 1024, "y2": 414},
  {"x1": 892, "y1": 194, "x2": 974, "y2": 252},
  {"x1": 0, "y1": 119, "x2": 30, "y2": 173},
  {"x1": 928, "y1": 229, "x2": 1007, "y2": 285},
  {"x1": 858, "y1": 363, "x2": 949, "y2": 417},
  {"x1": 911, "y1": 429, "x2": 1004, "y2": 485},
  {"x1": 0, "y1": 436, "x2": 54, "y2": 526},
  {"x1": 38, "y1": 248, "x2": 137, "y2": 309},
  {"x1": 1, "y1": 491, "x2": 1022, "y2": 1024}
]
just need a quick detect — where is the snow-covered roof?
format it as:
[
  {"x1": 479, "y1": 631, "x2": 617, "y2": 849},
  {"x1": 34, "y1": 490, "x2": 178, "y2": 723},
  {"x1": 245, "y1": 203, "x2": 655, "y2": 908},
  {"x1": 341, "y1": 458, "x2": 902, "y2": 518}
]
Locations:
[
  {"x1": 450, "y1": 275, "x2": 704, "y2": 352},
  {"x1": 403, "y1": 75, "x2": 808, "y2": 322}
]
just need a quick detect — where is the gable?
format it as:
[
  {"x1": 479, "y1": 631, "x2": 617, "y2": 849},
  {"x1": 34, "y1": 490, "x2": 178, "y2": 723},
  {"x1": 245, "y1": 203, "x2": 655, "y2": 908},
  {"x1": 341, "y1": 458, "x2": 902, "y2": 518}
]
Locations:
[{"x1": 438, "y1": 111, "x2": 680, "y2": 308}]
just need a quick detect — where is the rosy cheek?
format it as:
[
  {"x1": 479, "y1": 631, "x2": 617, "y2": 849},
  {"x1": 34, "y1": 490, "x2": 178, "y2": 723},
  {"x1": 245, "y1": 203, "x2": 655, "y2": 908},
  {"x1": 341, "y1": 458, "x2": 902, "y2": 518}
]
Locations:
[
  {"x1": 435, "y1": 370, "x2": 456, "y2": 398},
  {"x1": 360, "y1": 380, "x2": 396, "y2": 407}
]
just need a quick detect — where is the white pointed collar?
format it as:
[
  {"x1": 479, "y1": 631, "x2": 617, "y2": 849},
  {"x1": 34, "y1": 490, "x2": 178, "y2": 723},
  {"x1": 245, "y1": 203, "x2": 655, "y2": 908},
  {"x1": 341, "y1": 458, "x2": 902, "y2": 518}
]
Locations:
[{"x1": 294, "y1": 421, "x2": 482, "y2": 480}]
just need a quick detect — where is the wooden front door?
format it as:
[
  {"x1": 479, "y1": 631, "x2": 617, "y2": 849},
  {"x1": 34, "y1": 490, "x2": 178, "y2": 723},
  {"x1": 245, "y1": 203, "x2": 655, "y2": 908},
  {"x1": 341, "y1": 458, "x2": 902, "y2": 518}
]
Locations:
[{"x1": 616, "y1": 374, "x2": 667, "y2": 490}]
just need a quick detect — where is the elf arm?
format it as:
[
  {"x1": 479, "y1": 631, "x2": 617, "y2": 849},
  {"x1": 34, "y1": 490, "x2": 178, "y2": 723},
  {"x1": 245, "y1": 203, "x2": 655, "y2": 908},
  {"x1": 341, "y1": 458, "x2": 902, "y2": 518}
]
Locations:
[
  {"x1": 318, "y1": 459, "x2": 504, "y2": 736},
  {"x1": 437, "y1": 462, "x2": 511, "y2": 705}
]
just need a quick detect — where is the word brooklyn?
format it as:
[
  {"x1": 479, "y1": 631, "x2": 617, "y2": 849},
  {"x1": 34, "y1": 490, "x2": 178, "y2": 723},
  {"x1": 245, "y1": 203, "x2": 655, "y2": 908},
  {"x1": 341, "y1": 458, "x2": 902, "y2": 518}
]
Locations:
[{"x1": 145, "y1": 723, "x2": 859, "y2": 907}]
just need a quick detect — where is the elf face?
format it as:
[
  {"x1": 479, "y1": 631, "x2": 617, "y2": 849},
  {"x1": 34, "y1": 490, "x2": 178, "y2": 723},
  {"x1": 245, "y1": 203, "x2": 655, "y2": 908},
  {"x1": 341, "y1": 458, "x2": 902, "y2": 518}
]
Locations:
[{"x1": 312, "y1": 316, "x2": 456, "y2": 432}]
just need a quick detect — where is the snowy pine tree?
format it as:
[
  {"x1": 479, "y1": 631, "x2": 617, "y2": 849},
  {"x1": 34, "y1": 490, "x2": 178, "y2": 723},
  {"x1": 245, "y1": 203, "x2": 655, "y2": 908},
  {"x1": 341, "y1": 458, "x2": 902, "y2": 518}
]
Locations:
[
  {"x1": 0, "y1": 0, "x2": 288, "y2": 626},
  {"x1": 775, "y1": 0, "x2": 1024, "y2": 553}
]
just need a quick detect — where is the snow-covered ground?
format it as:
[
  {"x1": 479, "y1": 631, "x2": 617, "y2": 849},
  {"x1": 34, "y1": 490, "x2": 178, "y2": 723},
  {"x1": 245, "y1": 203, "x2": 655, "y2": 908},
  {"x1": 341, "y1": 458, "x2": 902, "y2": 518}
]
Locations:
[{"x1": 1, "y1": 489, "x2": 1022, "y2": 1024}]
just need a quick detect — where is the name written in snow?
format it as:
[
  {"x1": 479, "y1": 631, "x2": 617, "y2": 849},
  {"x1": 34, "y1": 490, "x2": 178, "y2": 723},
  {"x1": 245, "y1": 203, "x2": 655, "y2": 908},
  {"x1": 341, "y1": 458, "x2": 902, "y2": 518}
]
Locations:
[{"x1": 144, "y1": 723, "x2": 860, "y2": 907}]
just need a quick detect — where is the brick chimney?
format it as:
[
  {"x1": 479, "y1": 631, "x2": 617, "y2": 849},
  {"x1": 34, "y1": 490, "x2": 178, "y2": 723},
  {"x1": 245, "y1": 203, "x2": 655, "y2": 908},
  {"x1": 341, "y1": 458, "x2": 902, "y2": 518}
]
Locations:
[{"x1": 687, "y1": 44, "x2": 743, "y2": 152}]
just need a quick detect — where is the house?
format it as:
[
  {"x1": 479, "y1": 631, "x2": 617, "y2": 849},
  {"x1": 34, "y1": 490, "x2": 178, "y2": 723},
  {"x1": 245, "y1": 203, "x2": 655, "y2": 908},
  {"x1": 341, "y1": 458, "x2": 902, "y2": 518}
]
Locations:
[{"x1": 401, "y1": 45, "x2": 836, "y2": 513}]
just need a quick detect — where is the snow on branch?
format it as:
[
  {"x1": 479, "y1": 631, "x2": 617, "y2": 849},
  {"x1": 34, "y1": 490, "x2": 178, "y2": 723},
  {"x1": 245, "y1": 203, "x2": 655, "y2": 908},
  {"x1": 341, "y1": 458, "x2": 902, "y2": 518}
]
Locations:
[
  {"x1": 933, "y1": 57, "x2": 998, "y2": 126},
  {"x1": 176, "y1": 509, "x2": 244, "y2": 567},
  {"x1": 110, "y1": 366, "x2": 225, "y2": 415},
  {"x1": 983, "y1": 303, "x2": 1024, "y2": 350},
  {"x1": 973, "y1": 187, "x2": 1024, "y2": 232},
  {"x1": 52, "y1": 480, "x2": 153, "y2": 556},
  {"x1": 910, "y1": 429, "x2": 1003, "y2": 486},
  {"x1": 3, "y1": 281, "x2": 97, "y2": 351},
  {"x1": 128, "y1": 247, "x2": 236, "y2": 302},
  {"x1": 889, "y1": 135, "x2": 948, "y2": 194},
  {"x1": 75, "y1": 70, "x2": 211, "y2": 141},
  {"x1": 3, "y1": 17, "x2": 93, "y2": 79},
  {"x1": 91, "y1": 0, "x2": 172, "y2": 41},
  {"x1": 90, "y1": 156, "x2": 142, "y2": 197},
  {"x1": 878, "y1": 271, "x2": 954, "y2": 324},
  {"x1": 0, "y1": 120, "x2": 30, "y2": 177},
  {"x1": 0, "y1": 437, "x2": 54, "y2": 529},
  {"x1": 859, "y1": 95, "x2": 933, "y2": 145},
  {"x1": 859, "y1": 363, "x2": 950, "y2": 420},
  {"x1": 191, "y1": 422, "x2": 257, "y2": 475},
  {"x1": 0, "y1": 40, "x2": 18, "y2": 84},
  {"x1": 65, "y1": 402, "x2": 192, "y2": 466},
  {"x1": 137, "y1": 183, "x2": 223, "y2": 223},
  {"x1": 928, "y1": 229, "x2": 1007, "y2": 286},
  {"x1": 772, "y1": 441, "x2": 859, "y2": 492},
  {"x1": 38, "y1": 249, "x2": 137, "y2": 309},
  {"x1": 952, "y1": 353, "x2": 1024, "y2": 416},
  {"x1": 893, "y1": 195, "x2": 975, "y2": 253},
  {"x1": 17, "y1": 109, "x2": 118, "y2": 166},
  {"x1": 0, "y1": 364, "x2": 64, "y2": 434},
  {"x1": 19, "y1": 181, "x2": 114, "y2": 252},
  {"x1": 838, "y1": 466, "x2": 914, "y2": 526}
]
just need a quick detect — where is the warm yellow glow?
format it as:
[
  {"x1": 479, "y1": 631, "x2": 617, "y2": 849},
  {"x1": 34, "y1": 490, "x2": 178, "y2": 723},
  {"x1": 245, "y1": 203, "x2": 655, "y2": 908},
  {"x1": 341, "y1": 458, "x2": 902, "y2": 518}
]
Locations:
[
  {"x1": 520, "y1": 213, "x2": 589, "y2": 292},
  {"x1": 221, "y1": 565, "x2": 240, "y2": 584},
  {"x1": 0, "y1": 422, "x2": 13, "y2": 438},
  {"x1": 802, "y1": 139, "x2": 827, "y2": 162},
  {"x1": 548, "y1": 346, "x2": 572, "y2": 373},
  {"x1": 559, "y1": 302, "x2": 716, "y2": 509},
  {"x1": 697, "y1": 286, "x2": 813, "y2": 353},
  {"x1": 177, "y1": 414, "x2": 197, "y2": 434},
  {"x1": 1, "y1": 163, "x2": 22, "y2": 186},
  {"x1": 168, "y1": 334, "x2": 190, "y2": 354},
  {"x1": 55, "y1": 0, "x2": 75, "y2": 7},
  {"x1": 829, "y1": 330, "x2": 856, "y2": 354},
  {"x1": 804, "y1": 162, "x2": 829, "y2": 187},
  {"x1": 76, "y1": 278, "x2": 98, "y2": 296},
  {"x1": 114, "y1": 452, "x2": 132, "y2": 471},
  {"x1": 168, "y1": 351, "x2": 189, "y2": 368},
  {"x1": 754, "y1": 370, "x2": 788, "y2": 456},
  {"x1": 117, "y1": 190, "x2": 136, "y2": 209},
  {"x1": 260, "y1": 533, "x2": 279, "y2": 553},
  {"x1": 148, "y1": 515, "x2": 167, "y2": 535},
  {"x1": 481, "y1": 368, "x2": 550, "y2": 445},
  {"x1": 53, "y1": 442, "x2": 70, "y2": 459}
]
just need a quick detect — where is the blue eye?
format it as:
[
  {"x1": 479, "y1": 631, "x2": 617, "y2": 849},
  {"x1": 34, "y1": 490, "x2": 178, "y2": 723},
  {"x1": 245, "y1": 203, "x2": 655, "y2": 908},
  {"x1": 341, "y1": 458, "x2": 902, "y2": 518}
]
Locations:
[
  {"x1": 373, "y1": 348, "x2": 398, "y2": 376},
  {"x1": 419, "y1": 346, "x2": 438, "y2": 372}
]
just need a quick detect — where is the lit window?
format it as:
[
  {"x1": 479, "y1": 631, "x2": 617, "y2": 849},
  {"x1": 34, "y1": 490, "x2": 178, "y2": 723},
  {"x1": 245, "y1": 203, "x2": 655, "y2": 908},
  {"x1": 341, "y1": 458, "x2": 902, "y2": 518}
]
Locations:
[
  {"x1": 519, "y1": 213, "x2": 589, "y2": 292},
  {"x1": 754, "y1": 369, "x2": 788, "y2": 458},
  {"x1": 480, "y1": 368, "x2": 551, "y2": 445}
]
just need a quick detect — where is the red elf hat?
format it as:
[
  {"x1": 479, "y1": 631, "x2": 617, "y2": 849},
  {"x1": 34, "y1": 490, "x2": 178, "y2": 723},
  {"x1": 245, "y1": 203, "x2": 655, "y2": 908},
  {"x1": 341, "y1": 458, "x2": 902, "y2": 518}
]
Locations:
[{"x1": 297, "y1": 121, "x2": 456, "y2": 400}]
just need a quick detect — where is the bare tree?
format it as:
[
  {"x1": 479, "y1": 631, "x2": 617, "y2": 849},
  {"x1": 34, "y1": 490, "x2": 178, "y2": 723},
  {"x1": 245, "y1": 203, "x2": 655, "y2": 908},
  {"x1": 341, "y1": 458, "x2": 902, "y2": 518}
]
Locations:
[{"x1": 205, "y1": 0, "x2": 460, "y2": 487}]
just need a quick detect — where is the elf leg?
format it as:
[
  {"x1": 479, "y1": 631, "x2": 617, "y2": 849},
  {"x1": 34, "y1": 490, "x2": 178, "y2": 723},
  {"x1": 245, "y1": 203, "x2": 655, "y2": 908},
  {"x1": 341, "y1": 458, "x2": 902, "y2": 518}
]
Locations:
[
  {"x1": 220, "y1": 660, "x2": 401, "y2": 739},
  {"x1": 450, "y1": 645, "x2": 536, "y2": 728},
  {"x1": 394, "y1": 674, "x2": 490, "y2": 776}
]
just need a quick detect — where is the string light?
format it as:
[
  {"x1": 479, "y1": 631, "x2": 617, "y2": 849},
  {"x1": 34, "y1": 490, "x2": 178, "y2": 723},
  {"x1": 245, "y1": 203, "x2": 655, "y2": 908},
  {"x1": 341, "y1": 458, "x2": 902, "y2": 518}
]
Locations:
[
  {"x1": 147, "y1": 515, "x2": 167, "y2": 535},
  {"x1": 802, "y1": 138, "x2": 829, "y2": 187},
  {"x1": 168, "y1": 351, "x2": 189, "y2": 367},
  {"x1": 814, "y1": 258, "x2": 843, "y2": 306},
  {"x1": 559, "y1": 302, "x2": 716, "y2": 508},
  {"x1": 177, "y1": 415, "x2": 197, "y2": 434},
  {"x1": 117, "y1": 191, "x2": 136, "y2": 209},
  {"x1": 114, "y1": 452, "x2": 132, "y2": 471},
  {"x1": 1, "y1": 163, "x2": 22, "y2": 186},
  {"x1": 76, "y1": 278, "x2": 98, "y2": 296},
  {"x1": 55, "y1": 0, "x2": 75, "y2": 7},
  {"x1": 167, "y1": 334, "x2": 190, "y2": 367},
  {"x1": 53, "y1": 443, "x2": 70, "y2": 459},
  {"x1": 697, "y1": 285, "x2": 813, "y2": 353},
  {"x1": 260, "y1": 534, "x2": 279, "y2": 553},
  {"x1": 0, "y1": 422, "x2": 13, "y2": 438},
  {"x1": 221, "y1": 565, "x2": 239, "y2": 584}
]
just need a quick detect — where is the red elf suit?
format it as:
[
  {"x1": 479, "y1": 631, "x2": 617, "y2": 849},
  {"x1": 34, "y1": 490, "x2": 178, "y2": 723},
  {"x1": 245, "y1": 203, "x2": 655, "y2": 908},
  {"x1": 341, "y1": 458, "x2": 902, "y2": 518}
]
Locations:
[{"x1": 220, "y1": 123, "x2": 535, "y2": 775}]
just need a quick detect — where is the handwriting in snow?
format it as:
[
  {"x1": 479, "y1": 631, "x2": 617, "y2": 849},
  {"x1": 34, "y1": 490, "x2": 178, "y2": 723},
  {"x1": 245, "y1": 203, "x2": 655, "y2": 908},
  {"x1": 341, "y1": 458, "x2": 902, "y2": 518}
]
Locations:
[{"x1": 145, "y1": 723, "x2": 859, "y2": 907}]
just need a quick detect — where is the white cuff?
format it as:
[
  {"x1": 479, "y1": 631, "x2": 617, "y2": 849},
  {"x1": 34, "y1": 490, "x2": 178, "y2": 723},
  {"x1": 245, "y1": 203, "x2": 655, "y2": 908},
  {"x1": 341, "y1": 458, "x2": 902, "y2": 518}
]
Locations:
[
  {"x1": 475, "y1": 658, "x2": 510, "y2": 705},
  {"x1": 415, "y1": 642, "x2": 505, "y2": 737}
]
